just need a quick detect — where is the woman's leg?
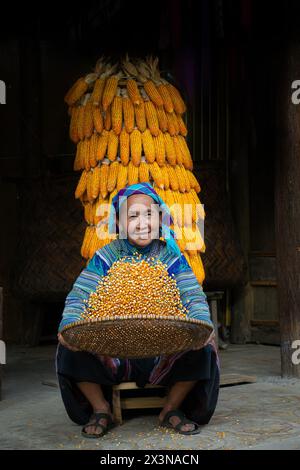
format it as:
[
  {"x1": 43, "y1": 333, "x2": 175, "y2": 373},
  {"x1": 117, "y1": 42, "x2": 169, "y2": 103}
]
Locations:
[
  {"x1": 76, "y1": 382, "x2": 113, "y2": 436},
  {"x1": 158, "y1": 380, "x2": 198, "y2": 432}
]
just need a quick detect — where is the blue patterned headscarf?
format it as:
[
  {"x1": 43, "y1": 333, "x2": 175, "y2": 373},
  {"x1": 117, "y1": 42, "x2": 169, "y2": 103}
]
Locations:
[{"x1": 107, "y1": 183, "x2": 181, "y2": 257}]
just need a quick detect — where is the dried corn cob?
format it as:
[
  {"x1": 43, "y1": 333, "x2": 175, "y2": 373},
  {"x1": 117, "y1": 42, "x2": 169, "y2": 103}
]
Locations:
[
  {"x1": 180, "y1": 165, "x2": 191, "y2": 192},
  {"x1": 104, "y1": 103, "x2": 112, "y2": 131},
  {"x1": 107, "y1": 161, "x2": 119, "y2": 192},
  {"x1": 122, "y1": 92, "x2": 135, "y2": 133},
  {"x1": 190, "y1": 189, "x2": 205, "y2": 219},
  {"x1": 173, "y1": 135, "x2": 184, "y2": 164},
  {"x1": 166, "y1": 83, "x2": 186, "y2": 114},
  {"x1": 161, "y1": 165, "x2": 170, "y2": 190},
  {"x1": 172, "y1": 190, "x2": 183, "y2": 226},
  {"x1": 91, "y1": 165, "x2": 101, "y2": 199},
  {"x1": 81, "y1": 226, "x2": 94, "y2": 259},
  {"x1": 130, "y1": 129, "x2": 142, "y2": 166},
  {"x1": 65, "y1": 77, "x2": 89, "y2": 106},
  {"x1": 117, "y1": 164, "x2": 128, "y2": 190},
  {"x1": 141, "y1": 129, "x2": 155, "y2": 163},
  {"x1": 84, "y1": 138, "x2": 91, "y2": 171},
  {"x1": 155, "y1": 105, "x2": 168, "y2": 132},
  {"x1": 139, "y1": 161, "x2": 150, "y2": 183},
  {"x1": 107, "y1": 130, "x2": 119, "y2": 162},
  {"x1": 144, "y1": 100, "x2": 159, "y2": 136},
  {"x1": 167, "y1": 165, "x2": 179, "y2": 191},
  {"x1": 175, "y1": 165, "x2": 186, "y2": 192},
  {"x1": 177, "y1": 113, "x2": 188, "y2": 136},
  {"x1": 69, "y1": 106, "x2": 80, "y2": 143},
  {"x1": 157, "y1": 83, "x2": 174, "y2": 113},
  {"x1": 127, "y1": 78, "x2": 142, "y2": 105},
  {"x1": 77, "y1": 105, "x2": 86, "y2": 141},
  {"x1": 96, "y1": 129, "x2": 109, "y2": 162},
  {"x1": 134, "y1": 101, "x2": 147, "y2": 132},
  {"x1": 187, "y1": 170, "x2": 201, "y2": 193},
  {"x1": 153, "y1": 130, "x2": 166, "y2": 166},
  {"x1": 120, "y1": 128, "x2": 130, "y2": 165},
  {"x1": 91, "y1": 77, "x2": 106, "y2": 106},
  {"x1": 92, "y1": 106, "x2": 103, "y2": 134},
  {"x1": 75, "y1": 170, "x2": 88, "y2": 199},
  {"x1": 83, "y1": 100, "x2": 94, "y2": 139},
  {"x1": 149, "y1": 162, "x2": 164, "y2": 188},
  {"x1": 99, "y1": 162, "x2": 109, "y2": 198},
  {"x1": 164, "y1": 132, "x2": 177, "y2": 166},
  {"x1": 128, "y1": 161, "x2": 139, "y2": 185},
  {"x1": 177, "y1": 135, "x2": 193, "y2": 170},
  {"x1": 86, "y1": 169, "x2": 94, "y2": 202},
  {"x1": 143, "y1": 80, "x2": 163, "y2": 107},
  {"x1": 111, "y1": 89, "x2": 123, "y2": 135},
  {"x1": 102, "y1": 74, "x2": 120, "y2": 111},
  {"x1": 89, "y1": 132, "x2": 98, "y2": 168},
  {"x1": 74, "y1": 140, "x2": 83, "y2": 171}
]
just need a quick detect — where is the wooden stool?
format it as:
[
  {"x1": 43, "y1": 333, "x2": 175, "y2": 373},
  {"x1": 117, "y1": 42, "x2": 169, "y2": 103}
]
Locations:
[{"x1": 112, "y1": 381, "x2": 166, "y2": 425}]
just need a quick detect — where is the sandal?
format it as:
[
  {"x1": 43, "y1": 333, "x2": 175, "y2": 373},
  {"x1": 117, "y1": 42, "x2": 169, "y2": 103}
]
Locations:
[
  {"x1": 159, "y1": 409, "x2": 201, "y2": 435},
  {"x1": 81, "y1": 412, "x2": 115, "y2": 439}
]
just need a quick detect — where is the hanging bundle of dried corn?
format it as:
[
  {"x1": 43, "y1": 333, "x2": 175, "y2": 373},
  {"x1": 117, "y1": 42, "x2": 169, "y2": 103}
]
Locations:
[{"x1": 65, "y1": 55, "x2": 206, "y2": 284}]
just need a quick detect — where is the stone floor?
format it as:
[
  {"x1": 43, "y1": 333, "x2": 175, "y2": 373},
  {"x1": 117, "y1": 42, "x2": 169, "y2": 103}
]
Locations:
[{"x1": 1, "y1": 343, "x2": 300, "y2": 450}]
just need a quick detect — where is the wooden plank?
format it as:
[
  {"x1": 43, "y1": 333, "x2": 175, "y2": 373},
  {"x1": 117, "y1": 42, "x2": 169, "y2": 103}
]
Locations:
[
  {"x1": 0, "y1": 287, "x2": 3, "y2": 401},
  {"x1": 113, "y1": 382, "x2": 165, "y2": 391},
  {"x1": 120, "y1": 396, "x2": 166, "y2": 410},
  {"x1": 220, "y1": 373, "x2": 257, "y2": 386}
]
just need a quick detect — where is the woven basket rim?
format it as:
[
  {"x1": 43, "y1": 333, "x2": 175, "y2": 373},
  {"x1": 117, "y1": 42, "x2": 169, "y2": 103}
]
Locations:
[{"x1": 61, "y1": 314, "x2": 213, "y2": 333}]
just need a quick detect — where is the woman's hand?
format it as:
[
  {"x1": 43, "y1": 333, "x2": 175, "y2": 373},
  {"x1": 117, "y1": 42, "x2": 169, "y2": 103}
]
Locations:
[
  {"x1": 192, "y1": 330, "x2": 216, "y2": 351},
  {"x1": 57, "y1": 332, "x2": 81, "y2": 352}
]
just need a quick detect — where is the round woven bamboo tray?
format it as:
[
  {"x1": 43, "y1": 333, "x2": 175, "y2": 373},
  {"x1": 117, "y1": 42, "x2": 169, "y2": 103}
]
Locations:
[{"x1": 61, "y1": 314, "x2": 213, "y2": 358}]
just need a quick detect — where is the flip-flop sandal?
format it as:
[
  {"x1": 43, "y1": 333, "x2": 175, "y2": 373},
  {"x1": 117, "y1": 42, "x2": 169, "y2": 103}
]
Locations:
[
  {"x1": 81, "y1": 412, "x2": 116, "y2": 439},
  {"x1": 159, "y1": 409, "x2": 201, "y2": 435}
]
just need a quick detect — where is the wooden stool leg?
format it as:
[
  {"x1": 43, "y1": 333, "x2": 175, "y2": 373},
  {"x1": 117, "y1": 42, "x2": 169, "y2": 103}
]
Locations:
[{"x1": 112, "y1": 388, "x2": 122, "y2": 425}]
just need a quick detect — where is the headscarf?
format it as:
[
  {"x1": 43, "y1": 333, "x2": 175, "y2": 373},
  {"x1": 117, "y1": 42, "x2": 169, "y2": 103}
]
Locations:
[{"x1": 107, "y1": 183, "x2": 182, "y2": 258}]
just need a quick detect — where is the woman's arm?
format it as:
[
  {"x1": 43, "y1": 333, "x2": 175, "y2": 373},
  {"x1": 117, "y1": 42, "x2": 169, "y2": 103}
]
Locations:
[
  {"x1": 171, "y1": 254, "x2": 213, "y2": 327},
  {"x1": 57, "y1": 252, "x2": 105, "y2": 334}
]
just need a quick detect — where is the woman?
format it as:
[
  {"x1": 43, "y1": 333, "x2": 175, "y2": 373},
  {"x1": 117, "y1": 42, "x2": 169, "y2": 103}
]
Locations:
[{"x1": 56, "y1": 183, "x2": 219, "y2": 438}]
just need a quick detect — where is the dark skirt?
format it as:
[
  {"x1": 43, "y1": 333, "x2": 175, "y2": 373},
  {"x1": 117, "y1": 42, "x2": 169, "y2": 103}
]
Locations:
[{"x1": 55, "y1": 344, "x2": 220, "y2": 426}]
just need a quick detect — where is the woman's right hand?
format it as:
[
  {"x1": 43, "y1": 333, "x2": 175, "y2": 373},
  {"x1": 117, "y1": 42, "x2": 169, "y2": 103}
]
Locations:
[{"x1": 57, "y1": 332, "x2": 81, "y2": 352}]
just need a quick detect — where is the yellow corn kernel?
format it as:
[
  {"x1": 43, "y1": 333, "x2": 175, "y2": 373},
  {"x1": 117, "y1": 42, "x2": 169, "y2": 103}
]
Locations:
[
  {"x1": 130, "y1": 129, "x2": 142, "y2": 166},
  {"x1": 81, "y1": 225, "x2": 94, "y2": 259},
  {"x1": 102, "y1": 75, "x2": 119, "y2": 111},
  {"x1": 117, "y1": 164, "x2": 128, "y2": 190},
  {"x1": 155, "y1": 105, "x2": 168, "y2": 132},
  {"x1": 161, "y1": 165, "x2": 170, "y2": 190},
  {"x1": 74, "y1": 140, "x2": 83, "y2": 171},
  {"x1": 96, "y1": 129, "x2": 109, "y2": 162},
  {"x1": 180, "y1": 165, "x2": 191, "y2": 192},
  {"x1": 120, "y1": 128, "x2": 130, "y2": 165},
  {"x1": 166, "y1": 83, "x2": 186, "y2": 114},
  {"x1": 107, "y1": 161, "x2": 119, "y2": 192},
  {"x1": 107, "y1": 130, "x2": 119, "y2": 162},
  {"x1": 127, "y1": 79, "x2": 142, "y2": 105},
  {"x1": 157, "y1": 83, "x2": 174, "y2": 113},
  {"x1": 75, "y1": 170, "x2": 88, "y2": 199},
  {"x1": 122, "y1": 96, "x2": 135, "y2": 133},
  {"x1": 144, "y1": 100, "x2": 159, "y2": 136},
  {"x1": 149, "y1": 162, "x2": 164, "y2": 188},
  {"x1": 172, "y1": 190, "x2": 183, "y2": 226},
  {"x1": 143, "y1": 80, "x2": 163, "y2": 107},
  {"x1": 164, "y1": 132, "x2": 177, "y2": 166},
  {"x1": 86, "y1": 169, "x2": 94, "y2": 202},
  {"x1": 65, "y1": 77, "x2": 89, "y2": 106},
  {"x1": 134, "y1": 101, "x2": 147, "y2": 132},
  {"x1": 83, "y1": 202, "x2": 93, "y2": 225},
  {"x1": 111, "y1": 92, "x2": 123, "y2": 135},
  {"x1": 91, "y1": 77, "x2": 106, "y2": 106},
  {"x1": 139, "y1": 161, "x2": 150, "y2": 183},
  {"x1": 166, "y1": 111, "x2": 179, "y2": 136},
  {"x1": 141, "y1": 129, "x2": 155, "y2": 163},
  {"x1": 99, "y1": 163, "x2": 109, "y2": 198},
  {"x1": 84, "y1": 138, "x2": 91, "y2": 171},
  {"x1": 175, "y1": 165, "x2": 186, "y2": 192},
  {"x1": 153, "y1": 130, "x2": 165, "y2": 166},
  {"x1": 128, "y1": 161, "x2": 139, "y2": 185},
  {"x1": 92, "y1": 106, "x2": 103, "y2": 134}
]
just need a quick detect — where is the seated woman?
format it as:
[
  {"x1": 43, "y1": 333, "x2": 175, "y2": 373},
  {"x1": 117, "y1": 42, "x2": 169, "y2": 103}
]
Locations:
[{"x1": 56, "y1": 182, "x2": 219, "y2": 438}]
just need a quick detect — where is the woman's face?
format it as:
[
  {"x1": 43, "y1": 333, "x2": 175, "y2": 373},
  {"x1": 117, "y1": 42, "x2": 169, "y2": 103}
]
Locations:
[{"x1": 117, "y1": 194, "x2": 161, "y2": 247}]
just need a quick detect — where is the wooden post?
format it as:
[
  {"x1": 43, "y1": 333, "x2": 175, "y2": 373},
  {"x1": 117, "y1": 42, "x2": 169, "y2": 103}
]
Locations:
[{"x1": 275, "y1": 39, "x2": 300, "y2": 378}]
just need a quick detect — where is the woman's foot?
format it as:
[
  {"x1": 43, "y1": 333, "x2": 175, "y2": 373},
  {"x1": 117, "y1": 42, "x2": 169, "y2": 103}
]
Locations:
[
  {"x1": 158, "y1": 408, "x2": 200, "y2": 434},
  {"x1": 82, "y1": 405, "x2": 115, "y2": 438}
]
